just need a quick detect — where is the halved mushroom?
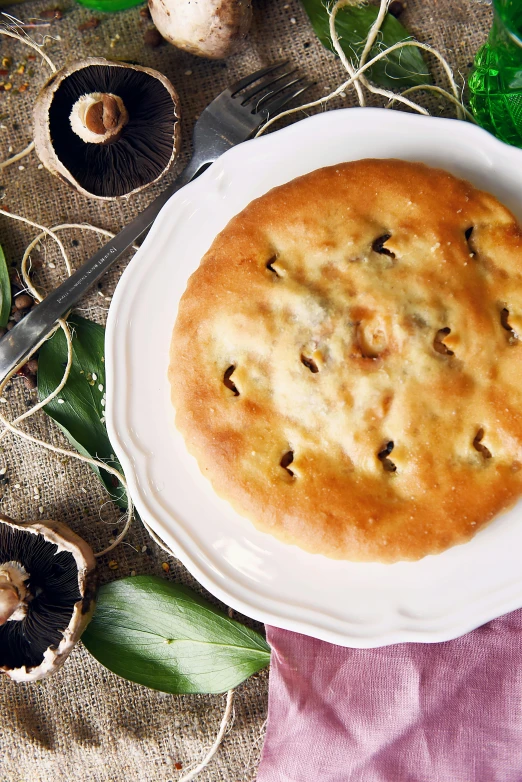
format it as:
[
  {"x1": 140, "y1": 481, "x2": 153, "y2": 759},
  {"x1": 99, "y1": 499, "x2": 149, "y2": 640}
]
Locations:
[
  {"x1": 0, "y1": 515, "x2": 96, "y2": 682},
  {"x1": 33, "y1": 58, "x2": 181, "y2": 199}
]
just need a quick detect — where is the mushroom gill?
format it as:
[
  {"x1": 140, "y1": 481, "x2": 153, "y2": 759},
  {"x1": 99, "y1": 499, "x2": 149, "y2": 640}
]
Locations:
[
  {"x1": 34, "y1": 58, "x2": 181, "y2": 200},
  {"x1": 0, "y1": 516, "x2": 96, "y2": 681}
]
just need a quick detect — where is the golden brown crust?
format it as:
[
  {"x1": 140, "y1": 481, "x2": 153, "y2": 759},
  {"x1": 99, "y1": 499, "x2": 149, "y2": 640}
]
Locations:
[{"x1": 169, "y1": 159, "x2": 522, "y2": 562}]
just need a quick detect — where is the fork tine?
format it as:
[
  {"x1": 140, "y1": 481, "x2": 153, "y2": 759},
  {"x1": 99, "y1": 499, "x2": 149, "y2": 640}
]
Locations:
[
  {"x1": 256, "y1": 82, "x2": 313, "y2": 118},
  {"x1": 252, "y1": 76, "x2": 305, "y2": 111},
  {"x1": 228, "y1": 61, "x2": 290, "y2": 96},
  {"x1": 240, "y1": 68, "x2": 298, "y2": 105}
]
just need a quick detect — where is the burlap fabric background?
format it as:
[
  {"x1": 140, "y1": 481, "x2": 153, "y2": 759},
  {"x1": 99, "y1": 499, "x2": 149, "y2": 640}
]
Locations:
[{"x1": 0, "y1": 1, "x2": 493, "y2": 779}]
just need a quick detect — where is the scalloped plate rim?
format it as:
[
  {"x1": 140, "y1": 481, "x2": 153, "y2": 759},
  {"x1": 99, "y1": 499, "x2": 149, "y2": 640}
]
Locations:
[{"x1": 105, "y1": 107, "x2": 522, "y2": 647}]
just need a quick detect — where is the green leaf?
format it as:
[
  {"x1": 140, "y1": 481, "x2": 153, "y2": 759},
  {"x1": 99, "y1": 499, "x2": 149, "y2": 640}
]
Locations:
[
  {"x1": 37, "y1": 315, "x2": 127, "y2": 508},
  {"x1": 300, "y1": 0, "x2": 431, "y2": 90},
  {"x1": 82, "y1": 576, "x2": 271, "y2": 694},
  {"x1": 0, "y1": 245, "x2": 11, "y2": 328}
]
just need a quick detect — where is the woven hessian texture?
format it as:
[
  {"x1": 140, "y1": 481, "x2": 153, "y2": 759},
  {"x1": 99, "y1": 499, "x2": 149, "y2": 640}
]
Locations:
[{"x1": 0, "y1": 1, "x2": 491, "y2": 779}]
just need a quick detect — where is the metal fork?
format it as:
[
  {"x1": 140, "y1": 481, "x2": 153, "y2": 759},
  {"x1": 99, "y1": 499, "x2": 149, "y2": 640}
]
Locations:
[{"x1": 0, "y1": 62, "x2": 310, "y2": 382}]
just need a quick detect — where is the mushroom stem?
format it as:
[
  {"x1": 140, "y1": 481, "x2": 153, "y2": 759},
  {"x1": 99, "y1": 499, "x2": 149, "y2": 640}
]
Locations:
[
  {"x1": 0, "y1": 583, "x2": 23, "y2": 625},
  {"x1": 70, "y1": 93, "x2": 129, "y2": 145},
  {"x1": 0, "y1": 562, "x2": 29, "y2": 625}
]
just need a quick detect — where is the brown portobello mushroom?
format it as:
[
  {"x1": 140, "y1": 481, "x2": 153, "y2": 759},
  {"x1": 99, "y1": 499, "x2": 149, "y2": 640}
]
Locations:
[
  {"x1": 0, "y1": 515, "x2": 97, "y2": 682},
  {"x1": 33, "y1": 58, "x2": 181, "y2": 200}
]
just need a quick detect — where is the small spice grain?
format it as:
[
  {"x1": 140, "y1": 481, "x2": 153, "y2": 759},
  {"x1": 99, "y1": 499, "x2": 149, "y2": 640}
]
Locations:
[
  {"x1": 389, "y1": 0, "x2": 405, "y2": 16},
  {"x1": 144, "y1": 27, "x2": 163, "y2": 47},
  {"x1": 78, "y1": 18, "x2": 100, "y2": 32}
]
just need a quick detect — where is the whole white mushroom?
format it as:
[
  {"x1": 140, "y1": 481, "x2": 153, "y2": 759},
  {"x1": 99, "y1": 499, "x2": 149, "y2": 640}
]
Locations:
[{"x1": 148, "y1": 0, "x2": 253, "y2": 60}]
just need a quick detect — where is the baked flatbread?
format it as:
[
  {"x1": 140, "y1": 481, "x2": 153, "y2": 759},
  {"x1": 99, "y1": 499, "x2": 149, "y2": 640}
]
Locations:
[{"x1": 169, "y1": 159, "x2": 522, "y2": 562}]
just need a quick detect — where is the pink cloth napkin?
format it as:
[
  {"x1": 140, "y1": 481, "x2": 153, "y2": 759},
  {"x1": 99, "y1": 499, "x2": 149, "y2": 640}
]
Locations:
[{"x1": 257, "y1": 613, "x2": 522, "y2": 782}]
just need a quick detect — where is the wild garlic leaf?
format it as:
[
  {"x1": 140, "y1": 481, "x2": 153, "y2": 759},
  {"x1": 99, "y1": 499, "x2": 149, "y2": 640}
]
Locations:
[
  {"x1": 82, "y1": 576, "x2": 271, "y2": 694},
  {"x1": 0, "y1": 245, "x2": 11, "y2": 328},
  {"x1": 300, "y1": 0, "x2": 431, "y2": 90},
  {"x1": 37, "y1": 315, "x2": 127, "y2": 508}
]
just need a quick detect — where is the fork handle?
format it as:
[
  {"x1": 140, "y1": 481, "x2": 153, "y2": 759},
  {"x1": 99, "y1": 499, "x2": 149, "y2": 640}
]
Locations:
[{"x1": 0, "y1": 157, "x2": 203, "y2": 384}]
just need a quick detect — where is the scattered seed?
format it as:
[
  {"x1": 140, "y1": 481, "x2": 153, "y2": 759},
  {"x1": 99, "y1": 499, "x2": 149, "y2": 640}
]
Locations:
[
  {"x1": 185, "y1": 70, "x2": 193, "y2": 76},
  {"x1": 15, "y1": 293, "x2": 33, "y2": 310},
  {"x1": 57, "y1": 398, "x2": 65, "y2": 404},
  {"x1": 78, "y1": 17, "x2": 100, "y2": 32},
  {"x1": 92, "y1": 373, "x2": 98, "y2": 381},
  {"x1": 131, "y1": 570, "x2": 136, "y2": 577},
  {"x1": 141, "y1": 545, "x2": 148, "y2": 553},
  {"x1": 98, "y1": 383, "x2": 103, "y2": 392},
  {"x1": 389, "y1": 0, "x2": 406, "y2": 17},
  {"x1": 37, "y1": 164, "x2": 43, "y2": 170},
  {"x1": 40, "y1": 8, "x2": 63, "y2": 20},
  {"x1": 144, "y1": 27, "x2": 163, "y2": 47},
  {"x1": 38, "y1": 506, "x2": 44, "y2": 513},
  {"x1": 48, "y1": 262, "x2": 56, "y2": 269},
  {"x1": 23, "y1": 375, "x2": 36, "y2": 390},
  {"x1": 0, "y1": 398, "x2": 7, "y2": 404},
  {"x1": 162, "y1": 562, "x2": 170, "y2": 573},
  {"x1": 0, "y1": 468, "x2": 6, "y2": 475},
  {"x1": 18, "y1": 165, "x2": 25, "y2": 171},
  {"x1": 290, "y1": 16, "x2": 296, "y2": 23},
  {"x1": 13, "y1": 483, "x2": 20, "y2": 489},
  {"x1": 108, "y1": 560, "x2": 119, "y2": 570}
]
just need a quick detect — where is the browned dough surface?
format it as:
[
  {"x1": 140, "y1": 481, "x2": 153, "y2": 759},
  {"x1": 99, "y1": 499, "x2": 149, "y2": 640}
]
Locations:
[{"x1": 169, "y1": 159, "x2": 522, "y2": 562}]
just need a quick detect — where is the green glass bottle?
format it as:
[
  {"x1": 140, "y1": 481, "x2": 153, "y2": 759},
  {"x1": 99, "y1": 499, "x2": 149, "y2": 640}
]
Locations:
[
  {"x1": 468, "y1": 0, "x2": 522, "y2": 148},
  {"x1": 75, "y1": 0, "x2": 143, "y2": 12}
]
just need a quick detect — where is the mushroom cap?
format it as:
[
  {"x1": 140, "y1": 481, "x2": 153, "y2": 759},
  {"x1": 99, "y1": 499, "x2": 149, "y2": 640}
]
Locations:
[
  {"x1": 0, "y1": 515, "x2": 97, "y2": 682},
  {"x1": 33, "y1": 58, "x2": 181, "y2": 200},
  {"x1": 148, "y1": 0, "x2": 253, "y2": 60}
]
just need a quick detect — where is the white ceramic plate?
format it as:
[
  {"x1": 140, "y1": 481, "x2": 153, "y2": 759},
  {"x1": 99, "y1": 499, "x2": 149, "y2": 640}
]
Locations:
[{"x1": 106, "y1": 107, "x2": 522, "y2": 648}]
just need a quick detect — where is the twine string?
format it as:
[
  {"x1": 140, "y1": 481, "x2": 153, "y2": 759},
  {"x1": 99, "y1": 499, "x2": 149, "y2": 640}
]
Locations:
[
  {"x1": 0, "y1": 16, "x2": 57, "y2": 170},
  {"x1": 0, "y1": 209, "x2": 134, "y2": 558},
  {"x1": 258, "y1": 0, "x2": 470, "y2": 136}
]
